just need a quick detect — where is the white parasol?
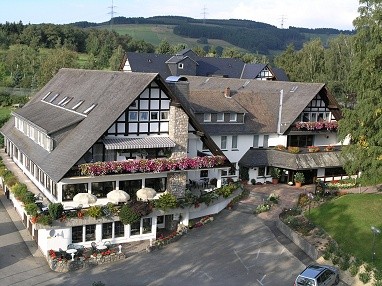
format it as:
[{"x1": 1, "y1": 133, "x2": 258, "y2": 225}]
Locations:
[
  {"x1": 107, "y1": 189, "x2": 130, "y2": 203},
  {"x1": 73, "y1": 193, "x2": 97, "y2": 205},
  {"x1": 136, "y1": 187, "x2": 157, "y2": 201}
]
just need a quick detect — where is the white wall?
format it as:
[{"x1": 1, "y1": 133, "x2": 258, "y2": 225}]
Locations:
[{"x1": 314, "y1": 133, "x2": 339, "y2": 146}]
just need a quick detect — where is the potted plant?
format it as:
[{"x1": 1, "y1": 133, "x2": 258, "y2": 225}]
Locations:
[
  {"x1": 294, "y1": 172, "x2": 305, "y2": 188},
  {"x1": 270, "y1": 167, "x2": 281, "y2": 184}
]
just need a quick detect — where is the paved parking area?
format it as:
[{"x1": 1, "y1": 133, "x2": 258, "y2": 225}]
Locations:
[{"x1": 0, "y1": 183, "x2": 349, "y2": 286}]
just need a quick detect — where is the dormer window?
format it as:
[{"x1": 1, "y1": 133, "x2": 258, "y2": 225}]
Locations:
[
  {"x1": 42, "y1": 91, "x2": 51, "y2": 101},
  {"x1": 83, "y1": 103, "x2": 97, "y2": 114},
  {"x1": 229, "y1": 113, "x2": 237, "y2": 122},
  {"x1": 72, "y1": 100, "x2": 84, "y2": 110},
  {"x1": 217, "y1": 113, "x2": 224, "y2": 122},
  {"x1": 204, "y1": 113, "x2": 211, "y2": 122},
  {"x1": 178, "y1": 63, "x2": 184, "y2": 69},
  {"x1": 49, "y1": 94, "x2": 59, "y2": 103}
]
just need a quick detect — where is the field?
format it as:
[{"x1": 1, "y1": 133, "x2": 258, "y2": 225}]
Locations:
[
  {"x1": 101, "y1": 24, "x2": 248, "y2": 51},
  {"x1": 308, "y1": 194, "x2": 382, "y2": 269}
]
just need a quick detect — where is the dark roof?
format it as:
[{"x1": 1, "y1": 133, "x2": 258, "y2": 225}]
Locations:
[
  {"x1": 185, "y1": 76, "x2": 331, "y2": 135},
  {"x1": 125, "y1": 52, "x2": 172, "y2": 78},
  {"x1": 122, "y1": 52, "x2": 287, "y2": 80},
  {"x1": 240, "y1": 63, "x2": 267, "y2": 79},
  {"x1": 239, "y1": 148, "x2": 344, "y2": 170},
  {"x1": 1, "y1": 69, "x2": 225, "y2": 182},
  {"x1": 270, "y1": 67, "x2": 289, "y2": 81}
]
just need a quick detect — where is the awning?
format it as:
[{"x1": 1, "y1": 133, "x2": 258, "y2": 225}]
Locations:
[{"x1": 103, "y1": 137, "x2": 176, "y2": 150}]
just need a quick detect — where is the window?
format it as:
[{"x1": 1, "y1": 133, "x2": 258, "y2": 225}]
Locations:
[
  {"x1": 72, "y1": 100, "x2": 84, "y2": 110},
  {"x1": 178, "y1": 63, "x2": 184, "y2": 69},
  {"x1": 200, "y1": 170, "x2": 209, "y2": 178},
  {"x1": 42, "y1": 91, "x2": 51, "y2": 101},
  {"x1": 229, "y1": 113, "x2": 237, "y2": 122},
  {"x1": 72, "y1": 226, "x2": 83, "y2": 243},
  {"x1": 258, "y1": 167, "x2": 265, "y2": 176},
  {"x1": 202, "y1": 141, "x2": 209, "y2": 151},
  {"x1": 139, "y1": 111, "x2": 149, "y2": 121},
  {"x1": 221, "y1": 136, "x2": 227, "y2": 150},
  {"x1": 217, "y1": 113, "x2": 224, "y2": 122},
  {"x1": 102, "y1": 222, "x2": 113, "y2": 239},
  {"x1": 150, "y1": 111, "x2": 159, "y2": 120},
  {"x1": 142, "y1": 218, "x2": 152, "y2": 234},
  {"x1": 115, "y1": 221, "x2": 125, "y2": 238},
  {"x1": 160, "y1": 111, "x2": 169, "y2": 120},
  {"x1": 57, "y1": 97, "x2": 68, "y2": 106},
  {"x1": 130, "y1": 221, "x2": 140, "y2": 236},
  {"x1": 231, "y1": 135, "x2": 238, "y2": 150},
  {"x1": 83, "y1": 104, "x2": 97, "y2": 114},
  {"x1": 49, "y1": 94, "x2": 59, "y2": 103},
  {"x1": 263, "y1": 135, "x2": 269, "y2": 148},
  {"x1": 253, "y1": 135, "x2": 259, "y2": 148},
  {"x1": 129, "y1": 111, "x2": 138, "y2": 121},
  {"x1": 204, "y1": 113, "x2": 211, "y2": 122},
  {"x1": 302, "y1": 112, "x2": 309, "y2": 122},
  {"x1": 85, "y1": 224, "x2": 96, "y2": 241}
]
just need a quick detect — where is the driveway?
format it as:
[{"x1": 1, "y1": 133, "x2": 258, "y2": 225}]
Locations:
[{"x1": 0, "y1": 184, "x2": 347, "y2": 286}]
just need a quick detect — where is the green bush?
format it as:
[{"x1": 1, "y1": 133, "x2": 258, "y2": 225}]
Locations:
[
  {"x1": 87, "y1": 205, "x2": 103, "y2": 219},
  {"x1": 255, "y1": 203, "x2": 271, "y2": 214},
  {"x1": 37, "y1": 214, "x2": 52, "y2": 226},
  {"x1": 154, "y1": 192, "x2": 177, "y2": 211},
  {"x1": 349, "y1": 264, "x2": 359, "y2": 277},
  {"x1": 374, "y1": 280, "x2": 382, "y2": 286},
  {"x1": 48, "y1": 203, "x2": 64, "y2": 220},
  {"x1": 359, "y1": 272, "x2": 371, "y2": 283},
  {"x1": 3, "y1": 169, "x2": 17, "y2": 186},
  {"x1": 374, "y1": 269, "x2": 382, "y2": 281},
  {"x1": 216, "y1": 184, "x2": 235, "y2": 198},
  {"x1": 119, "y1": 205, "x2": 141, "y2": 225},
  {"x1": 24, "y1": 203, "x2": 39, "y2": 217}
]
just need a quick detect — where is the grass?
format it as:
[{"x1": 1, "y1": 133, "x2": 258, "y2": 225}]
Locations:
[
  {"x1": 307, "y1": 194, "x2": 382, "y2": 269},
  {"x1": 100, "y1": 24, "x2": 249, "y2": 52}
]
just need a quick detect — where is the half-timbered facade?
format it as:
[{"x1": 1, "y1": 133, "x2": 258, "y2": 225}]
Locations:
[{"x1": 0, "y1": 69, "x2": 232, "y2": 256}]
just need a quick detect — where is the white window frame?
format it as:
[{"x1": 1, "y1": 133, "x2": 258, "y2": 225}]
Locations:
[
  {"x1": 229, "y1": 113, "x2": 237, "y2": 122},
  {"x1": 217, "y1": 113, "x2": 224, "y2": 122},
  {"x1": 221, "y1": 136, "x2": 227, "y2": 150},
  {"x1": 204, "y1": 113, "x2": 211, "y2": 122},
  {"x1": 231, "y1": 135, "x2": 238, "y2": 150}
]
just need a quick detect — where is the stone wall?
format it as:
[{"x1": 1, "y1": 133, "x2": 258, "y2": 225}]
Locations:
[{"x1": 168, "y1": 105, "x2": 188, "y2": 159}]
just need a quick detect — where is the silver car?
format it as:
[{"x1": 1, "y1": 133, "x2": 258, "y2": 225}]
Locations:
[{"x1": 294, "y1": 264, "x2": 339, "y2": 286}]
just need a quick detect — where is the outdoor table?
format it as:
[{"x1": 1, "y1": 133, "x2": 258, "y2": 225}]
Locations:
[{"x1": 66, "y1": 248, "x2": 77, "y2": 261}]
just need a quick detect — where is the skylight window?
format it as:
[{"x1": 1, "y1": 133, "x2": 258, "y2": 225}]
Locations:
[
  {"x1": 83, "y1": 103, "x2": 97, "y2": 114},
  {"x1": 72, "y1": 100, "x2": 84, "y2": 110},
  {"x1": 57, "y1": 97, "x2": 68, "y2": 106},
  {"x1": 49, "y1": 94, "x2": 59, "y2": 103},
  {"x1": 42, "y1": 91, "x2": 51, "y2": 101},
  {"x1": 60, "y1": 97, "x2": 72, "y2": 107}
]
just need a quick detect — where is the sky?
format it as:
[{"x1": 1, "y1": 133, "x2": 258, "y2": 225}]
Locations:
[{"x1": 0, "y1": 0, "x2": 360, "y2": 30}]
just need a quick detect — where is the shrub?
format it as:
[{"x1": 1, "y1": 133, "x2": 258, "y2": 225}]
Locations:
[
  {"x1": 270, "y1": 167, "x2": 281, "y2": 179},
  {"x1": 48, "y1": 203, "x2": 64, "y2": 220},
  {"x1": 3, "y1": 170, "x2": 18, "y2": 186},
  {"x1": 274, "y1": 144, "x2": 286, "y2": 151},
  {"x1": 374, "y1": 269, "x2": 382, "y2": 281},
  {"x1": 374, "y1": 280, "x2": 382, "y2": 286},
  {"x1": 294, "y1": 172, "x2": 305, "y2": 183},
  {"x1": 20, "y1": 191, "x2": 35, "y2": 205},
  {"x1": 339, "y1": 255, "x2": 350, "y2": 271},
  {"x1": 349, "y1": 264, "x2": 359, "y2": 277},
  {"x1": 37, "y1": 214, "x2": 52, "y2": 226},
  {"x1": 154, "y1": 192, "x2": 177, "y2": 211},
  {"x1": 24, "y1": 203, "x2": 39, "y2": 217},
  {"x1": 267, "y1": 193, "x2": 279, "y2": 204},
  {"x1": 119, "y1": 205, "x2": 140, "y2": 225},
  {"x1": 255, "y1": 203, "x2": 271, "y2": 214},
  {"x1": 216, "y1": 184, "x2": 235, "y2": 198},
  {"x1": 359, "y1": 272, "x2": 371, "y2": 283},
  {"x1": 87, "y1": 205, "x2": 103, "y2": 219}
]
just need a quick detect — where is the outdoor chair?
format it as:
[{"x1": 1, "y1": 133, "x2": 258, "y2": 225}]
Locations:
[
  {"x1": 91, "y1": 242, "x2": 97, "y2": 252},
  {"x1": 67, "y1": 244, "x2": 75, "y2": 250},
  {"x1": 103, "y1": 241, "x2": 111, "y2": 249}
]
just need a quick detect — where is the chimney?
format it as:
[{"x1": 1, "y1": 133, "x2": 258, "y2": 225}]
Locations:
[{"x1": 224, "y1": 87, "x2": 231, "y2": 98}]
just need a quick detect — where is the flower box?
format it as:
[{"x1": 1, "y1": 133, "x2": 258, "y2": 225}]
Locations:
[
  {"x1": 295, "y1": 121, "x2": 338, "y2": 131},
  {"x1": 307, "y1": 146, "x2": 320, "y2": 153}
]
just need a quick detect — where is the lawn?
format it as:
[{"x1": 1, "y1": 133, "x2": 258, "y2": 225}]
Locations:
[{"x1": 307, "y1": 194, "x2": 382, "y2": 269}]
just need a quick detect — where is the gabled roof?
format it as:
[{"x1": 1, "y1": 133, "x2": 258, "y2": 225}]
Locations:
[
  {"x1": 185, "y1": 76, "x2": 337, "y2": 135},
  {"x1": 1, "y1": 69, "x2": 224, "y2": 182},
  {"x1": 124, "y1": 52, "x2": 172, "y2": 78}
]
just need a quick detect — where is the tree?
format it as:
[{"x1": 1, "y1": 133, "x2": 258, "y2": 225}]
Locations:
[
  {"x1": 156, "y1": 39, "x2": 173, "y2": 54},
  {"x1": 338, "y1": 0, "x2": 382, "y2": 180}
]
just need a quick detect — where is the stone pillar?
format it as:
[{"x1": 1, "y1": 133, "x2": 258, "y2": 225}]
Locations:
[
  {"x1": 167, "y1": 171, "x2": 186, "y2": 198},
  {"x1": 168, "y1": 105, "x2": 188, "y2": 159}
]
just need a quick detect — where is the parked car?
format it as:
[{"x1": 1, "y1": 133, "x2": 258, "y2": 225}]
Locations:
[{"x1": 294, "y1": 264, "x2": 339, "y2": 286}]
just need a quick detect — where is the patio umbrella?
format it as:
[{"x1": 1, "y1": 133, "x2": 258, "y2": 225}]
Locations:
[
  {"x1": 136, "y1": 187, "x2": 157, "y2": 201},
  {"x1": 107, "y1": 189, "x2": 130, "y2": 203},
  {"x1": 73, "y1": 193, "x2": 97, "y2": 205}
]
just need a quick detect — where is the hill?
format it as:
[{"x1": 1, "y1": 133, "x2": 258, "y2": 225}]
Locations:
[{"x1": 72, "y1": 16, "x2": 354, "y2": 55}]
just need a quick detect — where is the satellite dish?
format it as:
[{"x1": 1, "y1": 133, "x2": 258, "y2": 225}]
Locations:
[{"x1": 49, "y1": 229, "x2": 55, "y2": 237}]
